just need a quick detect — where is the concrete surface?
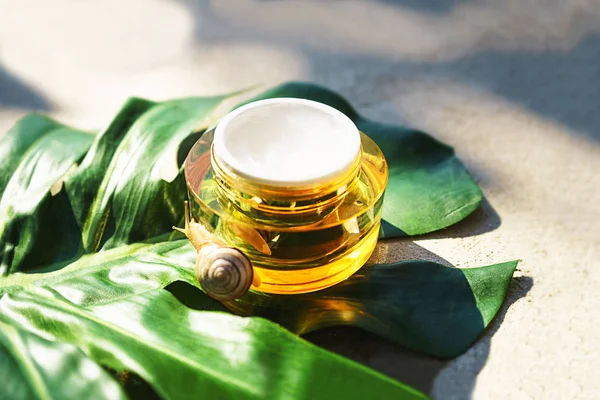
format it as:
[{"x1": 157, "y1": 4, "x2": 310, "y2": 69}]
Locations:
[{"x1": 1, "y1": 0, "x2": 599, "y2": 398}]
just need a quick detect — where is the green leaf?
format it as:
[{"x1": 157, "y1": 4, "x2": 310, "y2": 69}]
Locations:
[
  {"x1": 0, "y1": 320, "x2": 127, "y2": 400},
  {"x1": 0, "y1": 115, "x2": 94, "y2": 275},
  {"x1": 224, "y1": 260, "x2": 518, "y2": 358},
  {"x1": 243, "y1": 82, "x2": 483, "y2": 237},
  {"x1": 0, "y1": 238, "x2": 516, "y2": 359},
  {"x1": 0, "y1": 90, "x2": 430, "y2": 398},
  {"x1": 0, "y1": 82, "x2": 512, "y2": 398},
  {"x1": 0, "y1": 244, "x2": 425, "y2": 399}
]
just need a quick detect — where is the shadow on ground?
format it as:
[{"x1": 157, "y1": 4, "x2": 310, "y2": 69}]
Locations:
[
  {"x1": 420, "y1": 197, "x2": 501, "y2": 240},
  {"x1": 181, "y1": 0, "x2": 600, "y2": 145},
  {"x1": 0, "y1": 65, "x2": 51, "y2": 111},
  {"x1": 422, "y1": 35, "x2": 600, "y2": 143},
  {"x1": 372, "y1": 0, "x2": 468, "y2": 14},
  {"x1": 305, "y1": 275, "x2": 533, "y2": 397},
  {"x1": 260, "y1": 0, "x2": 469, "y2": 14}
]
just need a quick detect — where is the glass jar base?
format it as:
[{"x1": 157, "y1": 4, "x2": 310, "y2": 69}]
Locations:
[{"x1": 250, "y1": 223, "x2": 379, "y2": 294}]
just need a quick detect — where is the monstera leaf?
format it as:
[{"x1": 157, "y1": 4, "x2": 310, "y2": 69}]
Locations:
[
  {"x1": 0, "y1": 242, "x2": 424, "y2": 399},
  {"x1": 225, "y1": 260, "x2": 518, "y2": 358},
  {"x1": 0, "y1": 82, "x2": 514, "y2": 399},
  {"x1": 0, "y1": 320, "x2": 128, "y2": 399}
]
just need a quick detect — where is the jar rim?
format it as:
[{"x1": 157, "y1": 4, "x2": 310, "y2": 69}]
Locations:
[{"x1": 213, "y1": 98, "x2": 361, "y2": 188}]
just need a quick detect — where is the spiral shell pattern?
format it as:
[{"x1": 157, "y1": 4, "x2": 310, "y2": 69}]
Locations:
[{"x1": 195, "y1": 245, "x2": 253, "y2": 301}]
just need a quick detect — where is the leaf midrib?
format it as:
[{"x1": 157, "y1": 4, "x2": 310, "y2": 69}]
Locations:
[{"x1": 0, "y1": 239, "x2": 191, "y2": 293}]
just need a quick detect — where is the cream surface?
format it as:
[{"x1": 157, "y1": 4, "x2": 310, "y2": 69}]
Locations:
[{"x1": 213, "y1": 98, "x2": 360, "y2": 186}]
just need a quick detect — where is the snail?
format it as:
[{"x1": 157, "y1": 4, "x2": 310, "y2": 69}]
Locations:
[{"x1": 173, "y1": 201, "x2": 259, "y2": 301}]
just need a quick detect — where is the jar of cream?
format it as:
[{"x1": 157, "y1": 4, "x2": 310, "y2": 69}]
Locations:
[{"x1": 184, "y1": 98, "x2": 387, "y2": 297}]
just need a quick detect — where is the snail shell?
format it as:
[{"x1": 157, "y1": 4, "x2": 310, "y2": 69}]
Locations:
[
  {"x1": 173, "y1": 201, "x2": 256, "y2": 301},
  {"x1": 196, "y1": 245, "x2": 253, "y2": 301}
]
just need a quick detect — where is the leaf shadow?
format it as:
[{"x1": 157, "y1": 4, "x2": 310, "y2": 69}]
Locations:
[
  {"x1": 371, "y1": 236, "x2": 455, "y2": 268},
  {"x1": 362, "y1": 196, "x2": 510, "y2": 397},
  {"x1": 0, "y1": 64, "x2": 51, "y2": 110},
  {"x1": 422, "y1": 34, "x2": 600, "y2": 144},
  {"x1": 430, "y1": 274, "x2": 533, "y2": 398},
  {"x1": 258, "y1": 0, "x2": 467, "y2": 15},
  {"x1": 106, "y1": 369, "x2": 162, "y2": 400},
  {"x1": 305, "y1": 275, "x2": 533, "y2": 397},
  {"x1": 370, "y1": 0, "x2": 468, "y2": 14},
  {"x1": 166, "y1": 280, "x2": 228, "y2": 312}
]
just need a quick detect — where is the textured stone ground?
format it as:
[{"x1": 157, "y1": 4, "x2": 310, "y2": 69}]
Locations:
[{"x1": 2, "y1": 1, "x2": 599, "y2": 398}]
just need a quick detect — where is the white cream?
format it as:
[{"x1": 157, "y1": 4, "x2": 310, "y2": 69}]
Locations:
[{"x1": 213, "y1": 98, "x2": 361, "y2": 187}]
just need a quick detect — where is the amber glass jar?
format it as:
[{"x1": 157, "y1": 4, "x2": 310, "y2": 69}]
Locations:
[{"x1": 185, "y1": 98, "x2": 387, "y2": 294}]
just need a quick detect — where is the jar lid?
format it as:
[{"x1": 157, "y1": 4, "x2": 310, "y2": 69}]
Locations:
[{"x1": 212, "y1": 98, "x2": 361, "y2": 190}]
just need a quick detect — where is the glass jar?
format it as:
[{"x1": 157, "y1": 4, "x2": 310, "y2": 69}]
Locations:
[{"x1": 185, "y1": 98, "x2": 387, "y2": 294}]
